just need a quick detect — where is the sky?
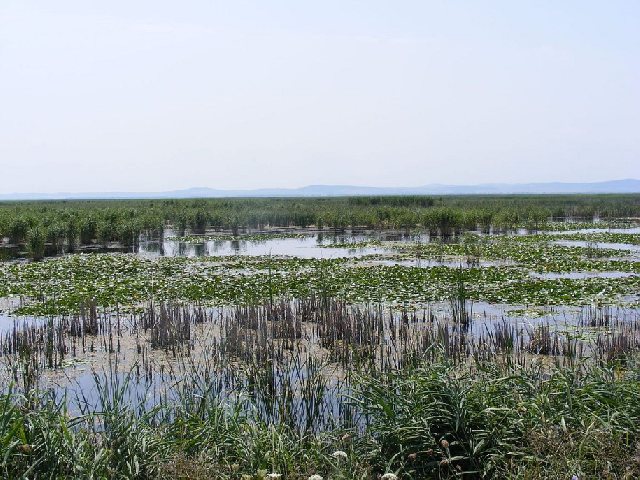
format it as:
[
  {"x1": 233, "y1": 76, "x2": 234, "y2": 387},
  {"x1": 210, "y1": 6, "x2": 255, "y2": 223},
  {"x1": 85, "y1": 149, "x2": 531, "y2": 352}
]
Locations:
[{"x1": 1, "y1": 1, "x2": 638, "y2": 193}]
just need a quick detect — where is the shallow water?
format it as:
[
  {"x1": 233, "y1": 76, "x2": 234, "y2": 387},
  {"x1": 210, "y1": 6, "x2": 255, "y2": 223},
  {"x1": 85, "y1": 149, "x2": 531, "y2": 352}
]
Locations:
[
  {"x1": 139, "y1": 235, "x2": 389, "y2": 259},
  {"x1": 553, "y1": 240, "x2": 640, "y2": 252},
  {"x1": 137, "y1": 229, "x2": 419, "y2": 259},
  {"x1": 2, "y1": 299, "x2": 639, "y2": 416},
  {"x1": 530, "y1": 271, "x2": 638, "y2": 280},
  {"x1": 3, "y1": 221, "x2": 640, "y2": 418}
]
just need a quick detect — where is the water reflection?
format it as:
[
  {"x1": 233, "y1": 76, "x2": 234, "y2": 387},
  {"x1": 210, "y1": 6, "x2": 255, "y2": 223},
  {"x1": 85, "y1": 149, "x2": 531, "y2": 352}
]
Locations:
[{"x1": 138, "y1": 232, "x2": 391, "y2": 259}]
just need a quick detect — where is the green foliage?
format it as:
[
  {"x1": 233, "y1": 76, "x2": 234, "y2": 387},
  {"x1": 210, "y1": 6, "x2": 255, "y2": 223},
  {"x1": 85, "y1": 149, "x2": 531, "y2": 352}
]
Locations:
[
  {"x1": 26, "y1": 227, "x2": 46, "y2": 261},
  {"x1": 0, "y1": 357, "x2": 638, "y2": 479},
  {"x1": 1, "y1": 243, "x2": 639, "y2": 317},
  {"x1": 0, "y1": 194, "x2": 639, "y2": 262},
  {"x1": 352, "y1": 358, "x2": 640, "y2": 479}
]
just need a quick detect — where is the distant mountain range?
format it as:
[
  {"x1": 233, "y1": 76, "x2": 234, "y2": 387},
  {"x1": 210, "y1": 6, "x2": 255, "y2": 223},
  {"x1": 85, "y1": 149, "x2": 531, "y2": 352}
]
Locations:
[{"x1": 2, "y1": 179, "x2": 639, "y2": 200}]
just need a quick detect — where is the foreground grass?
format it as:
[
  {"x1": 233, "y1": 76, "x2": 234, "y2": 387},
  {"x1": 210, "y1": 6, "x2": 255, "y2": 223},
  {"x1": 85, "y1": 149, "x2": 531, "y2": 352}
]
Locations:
[{"x1": 1, "y1": 356, "x2": 639, "y2": 479}]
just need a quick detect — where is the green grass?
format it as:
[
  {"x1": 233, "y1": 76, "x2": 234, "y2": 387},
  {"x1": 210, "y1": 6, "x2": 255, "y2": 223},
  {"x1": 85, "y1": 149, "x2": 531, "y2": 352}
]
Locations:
[
  {"x1": 352, "y1": 355, "x2": 640, "y2": 478},
  {"x1": 1, "y1": 355, "x2": 639, "y2": 479}
]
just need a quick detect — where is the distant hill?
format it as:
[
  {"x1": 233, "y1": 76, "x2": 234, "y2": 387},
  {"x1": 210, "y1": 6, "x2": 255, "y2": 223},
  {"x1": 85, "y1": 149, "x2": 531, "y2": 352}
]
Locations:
[{"x1": 1, "y1": 179, "x2": 639, "y2": 200}]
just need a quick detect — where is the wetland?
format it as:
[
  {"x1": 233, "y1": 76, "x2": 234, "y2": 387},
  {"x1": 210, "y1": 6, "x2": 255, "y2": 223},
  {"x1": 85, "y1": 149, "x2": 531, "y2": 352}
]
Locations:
[{"x1": 1, "y1": 195, "x2": 640, "y2": 479}]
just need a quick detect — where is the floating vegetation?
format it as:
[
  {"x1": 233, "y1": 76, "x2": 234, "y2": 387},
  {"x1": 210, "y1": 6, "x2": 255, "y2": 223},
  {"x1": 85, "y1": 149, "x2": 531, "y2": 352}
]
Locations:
[
  {"x1": 2, "y1": 196, "x2": 640, "y2": 478},
  {"x1": 165, "y1": 232, "x2": 312, "y2": 243},
  {"x1": 556, "y1": 232, "x2": 640, "y2": 245},
  {"x1": 539, "y1": 219, "x2": 640, "y2": 231},
  {"x1": 1, "y1": 252, "x2": 639, "y2": 317}
]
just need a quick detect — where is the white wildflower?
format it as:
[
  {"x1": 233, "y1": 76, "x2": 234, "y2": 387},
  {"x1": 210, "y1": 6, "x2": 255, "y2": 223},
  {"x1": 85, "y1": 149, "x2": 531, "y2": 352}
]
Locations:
[
  {"x1": 382, "y1": 474, "x2": 399, "y2": 480},
  {"x1": 331, "y1": 450, "x2": 348, "y2": 460},
  {"x1": 267, "y1": 474, "x2": 282, "y2": 479},
  {"x1": 308, "y1": 475, "x2": 324, "y2": 480}
]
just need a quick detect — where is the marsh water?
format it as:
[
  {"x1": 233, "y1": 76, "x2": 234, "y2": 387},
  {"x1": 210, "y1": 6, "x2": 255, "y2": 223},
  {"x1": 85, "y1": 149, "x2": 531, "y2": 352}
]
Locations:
[
  {"x1": 2, "y1": 221, "x2": 640, "y2": 418},
  {"x1": 137, "y1": 228, "x2": 418, "y2": 259}
]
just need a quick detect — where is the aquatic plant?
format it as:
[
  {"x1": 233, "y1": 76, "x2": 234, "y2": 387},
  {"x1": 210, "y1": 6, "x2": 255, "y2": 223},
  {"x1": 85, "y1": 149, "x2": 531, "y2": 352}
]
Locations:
[
  {"x1": 1, "y1": 195, "x2": 640, "y2": 478},
  {"x1": 25, "y1": 227, "x2": 45, "y2": 261}
]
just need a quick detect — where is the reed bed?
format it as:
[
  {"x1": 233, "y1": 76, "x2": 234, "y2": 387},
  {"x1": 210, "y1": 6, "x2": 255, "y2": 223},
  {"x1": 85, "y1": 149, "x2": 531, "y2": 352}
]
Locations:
[
  {"x1": 1, "y1": 296, "x2": 639, "y2": 478},
  {"x1": 2, "y1": 194, "x2": 639, "y2": 260}
]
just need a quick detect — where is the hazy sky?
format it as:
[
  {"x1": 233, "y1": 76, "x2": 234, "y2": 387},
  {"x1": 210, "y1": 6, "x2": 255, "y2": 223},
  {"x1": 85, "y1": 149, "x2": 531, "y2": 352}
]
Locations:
[{"x1": 1, "y1": 1, "x2": 638, "y2": 193}]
